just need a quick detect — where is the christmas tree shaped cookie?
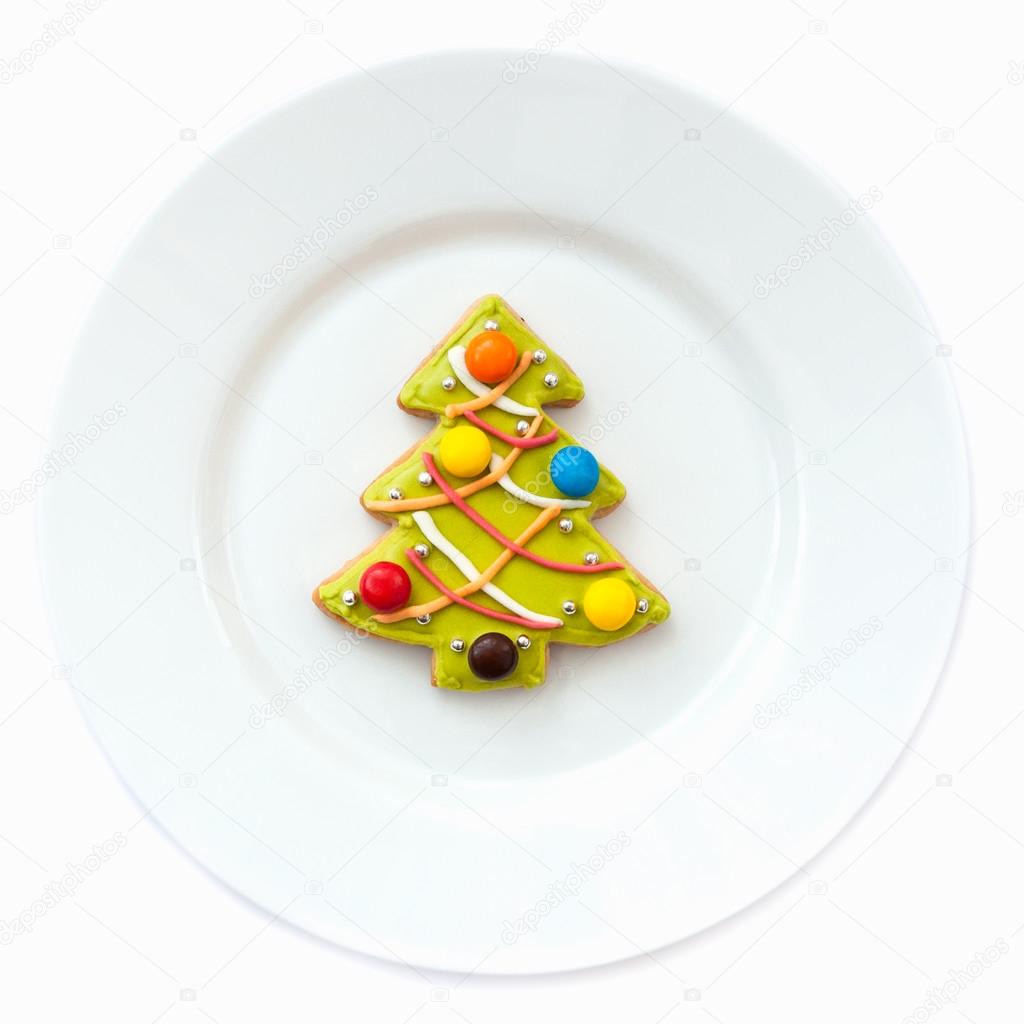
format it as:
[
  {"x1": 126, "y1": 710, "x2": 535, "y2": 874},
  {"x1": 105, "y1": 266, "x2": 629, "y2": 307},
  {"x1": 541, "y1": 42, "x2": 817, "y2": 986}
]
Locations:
[{"x1": 314, "y1": 295, "x2": 670, "y2": 691}]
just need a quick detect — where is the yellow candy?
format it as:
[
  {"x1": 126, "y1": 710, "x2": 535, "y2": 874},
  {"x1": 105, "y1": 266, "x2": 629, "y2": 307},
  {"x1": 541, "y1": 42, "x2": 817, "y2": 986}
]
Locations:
[
  {"x1": 583, "y1": 577, "x2": 636, "y2": 631},
  {"x1": 439, "y1": 425, "x2": 492, "y2": 478}
]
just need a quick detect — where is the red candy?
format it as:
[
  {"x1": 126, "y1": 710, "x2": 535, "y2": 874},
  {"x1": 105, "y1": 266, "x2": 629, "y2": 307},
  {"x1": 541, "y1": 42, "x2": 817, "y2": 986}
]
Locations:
[{"x1": 359, "y1": 561, "x2": 411, "y2": 612}]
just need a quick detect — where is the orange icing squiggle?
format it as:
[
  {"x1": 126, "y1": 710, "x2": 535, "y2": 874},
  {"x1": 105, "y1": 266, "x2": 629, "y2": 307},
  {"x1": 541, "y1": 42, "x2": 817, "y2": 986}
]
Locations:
[
  {"x1": 404, "y1": 547, "x2": 560, "y2": 631},
  {"x1": 372, "y1": 505, "x2": 562, "y2": 624},
  {"x1": 424, "y1": 452, "x2": 622, "y2": 573},
  {"x1": 364, "y1": 414, "x2": 544, "y2": 512},
  {"x1": 444, "y1": 350, "x2": 533, "y2": 419}
]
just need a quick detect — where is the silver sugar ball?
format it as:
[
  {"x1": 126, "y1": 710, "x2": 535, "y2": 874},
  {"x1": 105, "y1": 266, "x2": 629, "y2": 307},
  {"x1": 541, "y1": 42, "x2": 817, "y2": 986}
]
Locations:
[
  {"x1": 515, "y1": 419, "x2": 530, "y2": 436},
  {"x1": 416, "y1": 613, "x2": 432, "y2": 625},
  {"x1": 418, "y1": 471, "x2": 433, "y2": 487},
  {"x1": 450, "y1": 638, "x2": 465, "y2": 652},
  {"x1": 562, "y1": 600, "x2": 577, "y2": 615},
  {"x1": 441, "y1": 375, "x2": 456, "y2": 391},
  {"x1": 413, "y1": 543, "x2": 430, "y2": 558},
  {"x1": 388, "y1": 487, "x2": 403, "y2": 500},
  {"x1": 543, "y1": 372, "x2": 559, "y2": 388},
  {"x1": 532, "y1": 350, "x2": 547, "y2": 364},
  {"x1": 637, "y1": 598, "x2": 650, "y2": 614},
  {"x1": 484, "y1": 319, "x2": 499, "y2": 330},
  {"x1": 583, "y1": 551, "x2": 600, "y2": 565},
  {"x1": 516, "y1": 634, "x2": 531, "y2": 650},
  {"x1": 342, "y1": 589, "x2": 357, "y2": 607},
  {"x1": 558, "y1": 517, "x2": 574, "y2": 534}
]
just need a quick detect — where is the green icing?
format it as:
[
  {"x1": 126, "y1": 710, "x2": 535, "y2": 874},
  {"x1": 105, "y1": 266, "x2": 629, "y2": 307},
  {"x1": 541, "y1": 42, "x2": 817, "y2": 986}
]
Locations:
[
  {"x1": 399, "y1": 294, "x2": 586, "y2": 417},
  {"x1": 318, "y1": 294, "x2": 670, "y2": 691}
]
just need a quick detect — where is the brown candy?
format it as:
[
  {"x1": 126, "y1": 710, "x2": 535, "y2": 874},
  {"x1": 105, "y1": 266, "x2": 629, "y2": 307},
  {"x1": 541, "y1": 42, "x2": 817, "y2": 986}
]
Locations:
[{"x1": 467, "y1": 632, "x2": 519, "y2": 681}]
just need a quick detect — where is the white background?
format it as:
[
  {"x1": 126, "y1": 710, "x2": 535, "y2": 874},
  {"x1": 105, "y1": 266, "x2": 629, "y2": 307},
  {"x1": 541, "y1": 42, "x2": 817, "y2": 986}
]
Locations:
[{"x1": 2, "y1": 0, "x2": 1023, "y2": 1020}]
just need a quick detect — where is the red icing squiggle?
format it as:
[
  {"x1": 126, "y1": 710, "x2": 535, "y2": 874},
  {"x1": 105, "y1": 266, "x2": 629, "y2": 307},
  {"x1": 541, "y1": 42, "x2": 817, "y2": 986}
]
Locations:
[
  {"x1": 462, "y1": 410, "x2": 560, "y2": 449},
  {"x1": 421, "y1": 453, "x2": 623, "y2": 574},
  {"x1": 405, "y1": 548, "x2": 560, "y2": 630}
]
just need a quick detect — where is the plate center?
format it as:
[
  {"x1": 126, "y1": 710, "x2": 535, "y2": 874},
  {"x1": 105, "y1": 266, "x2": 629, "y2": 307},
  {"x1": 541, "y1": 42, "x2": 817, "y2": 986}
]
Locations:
[{"x1": 197, "y1": 211, "x2": 796, "y2": 781}]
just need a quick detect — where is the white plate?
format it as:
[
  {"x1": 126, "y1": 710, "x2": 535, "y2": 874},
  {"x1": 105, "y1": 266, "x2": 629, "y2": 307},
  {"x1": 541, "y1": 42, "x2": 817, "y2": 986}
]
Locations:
[{"x1": 40, "y1": 52, "x2": 968, "y2": 973}]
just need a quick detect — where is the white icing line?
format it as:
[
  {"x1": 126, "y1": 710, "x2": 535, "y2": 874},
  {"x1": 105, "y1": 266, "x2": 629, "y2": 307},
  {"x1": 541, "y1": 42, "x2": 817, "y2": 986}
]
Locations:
[
  {"x1": 489, "y1": 455, "x2": 591, "y2": 510},
  {"x1": 447, "y1": 345, "x2": 538, "y2": 417},
  {"x1": 411, "y1": 510, "x2": 563, "y2": 627}
]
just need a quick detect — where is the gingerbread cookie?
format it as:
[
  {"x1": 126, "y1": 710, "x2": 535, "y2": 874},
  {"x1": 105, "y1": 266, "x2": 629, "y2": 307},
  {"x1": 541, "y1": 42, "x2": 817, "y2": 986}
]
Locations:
[{"x1": 313, "y1": 295, "x2": 670, "y2": 691}]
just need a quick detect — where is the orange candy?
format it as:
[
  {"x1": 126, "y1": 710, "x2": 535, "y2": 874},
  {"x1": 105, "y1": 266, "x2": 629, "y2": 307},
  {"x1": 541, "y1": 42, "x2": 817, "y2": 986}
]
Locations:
[{"x1": 465, "y1": 331, "x2": 518, "y2": 384}]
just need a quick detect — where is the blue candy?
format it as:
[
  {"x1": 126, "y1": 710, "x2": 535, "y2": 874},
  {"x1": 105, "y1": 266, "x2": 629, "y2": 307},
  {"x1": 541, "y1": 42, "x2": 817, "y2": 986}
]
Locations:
[{"x1": 550, "y1": 445, "x2": 599, "y2": 498}]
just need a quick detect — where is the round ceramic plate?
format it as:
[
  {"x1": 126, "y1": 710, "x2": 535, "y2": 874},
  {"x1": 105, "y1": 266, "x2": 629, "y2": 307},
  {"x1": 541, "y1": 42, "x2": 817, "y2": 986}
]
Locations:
[{"x1": 40, "y1": 51, "x2": 968, "y2": 973}]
